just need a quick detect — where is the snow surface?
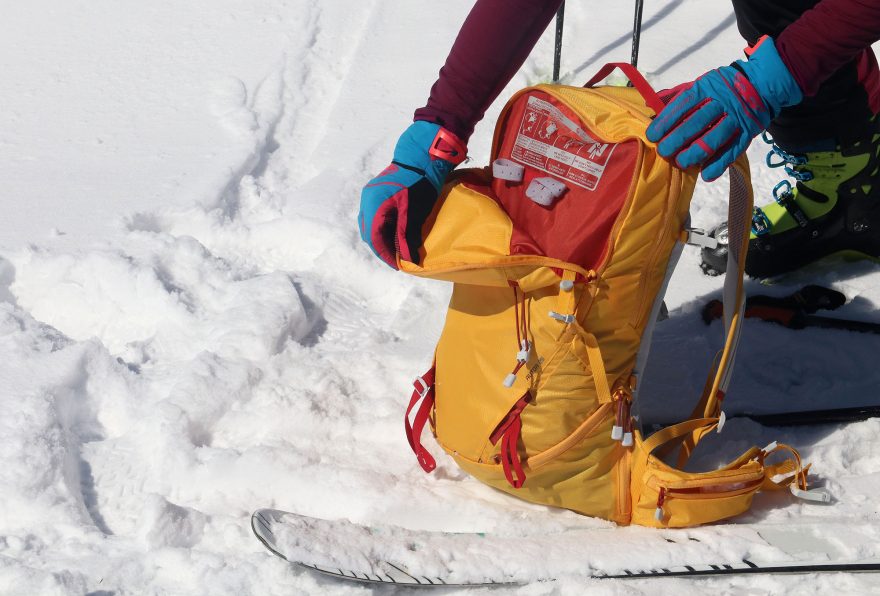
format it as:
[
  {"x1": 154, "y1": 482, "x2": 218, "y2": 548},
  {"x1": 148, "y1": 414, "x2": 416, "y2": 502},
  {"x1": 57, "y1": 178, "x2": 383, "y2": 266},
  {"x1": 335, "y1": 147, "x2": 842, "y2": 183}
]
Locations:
[{"x1": 1, "y1": 0, "x2": 879, "y2": 594}]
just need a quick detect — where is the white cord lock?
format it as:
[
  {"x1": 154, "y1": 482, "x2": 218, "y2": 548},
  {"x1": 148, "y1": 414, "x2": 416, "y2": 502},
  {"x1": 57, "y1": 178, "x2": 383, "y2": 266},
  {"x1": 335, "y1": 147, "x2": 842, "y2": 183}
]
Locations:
[
  {"x1": 548, "y1": 311, "x2": 575, "y2": 324},
  {"x1": 516, "y1": 340, "x2": 531, "y2": 363}
]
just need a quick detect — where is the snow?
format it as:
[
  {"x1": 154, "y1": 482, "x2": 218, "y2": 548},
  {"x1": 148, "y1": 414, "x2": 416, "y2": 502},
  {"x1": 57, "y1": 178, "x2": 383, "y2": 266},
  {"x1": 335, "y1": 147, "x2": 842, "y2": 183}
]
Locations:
[{"x1": 1, "y1": 0, "x2": 879, "y2": 594}]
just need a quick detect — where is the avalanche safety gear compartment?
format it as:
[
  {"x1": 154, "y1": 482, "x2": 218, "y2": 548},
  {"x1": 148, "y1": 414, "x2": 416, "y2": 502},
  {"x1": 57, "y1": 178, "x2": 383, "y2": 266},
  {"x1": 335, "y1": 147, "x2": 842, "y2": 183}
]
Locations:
[{"x1": 399, "y1": 63, "x2": 816, "y2": 527}]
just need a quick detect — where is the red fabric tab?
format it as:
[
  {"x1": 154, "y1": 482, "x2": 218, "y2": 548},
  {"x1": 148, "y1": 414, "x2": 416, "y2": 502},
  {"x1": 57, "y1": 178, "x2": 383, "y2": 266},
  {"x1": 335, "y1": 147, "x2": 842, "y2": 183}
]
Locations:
[
  {"x1": 583, "y1": 63, "x2": 665, "y2": 115},
  {"x1": 489, "y1": 392, "x2": 531, "y2": 445},
  {"x1": 500, "y1": 416, "x2": 526, "y2": 489},
  {"x1": 429, "y1": 128, "x2": 468, "y2": 165},
  {"x1": 744, "y1": 34, "x2": 770, "y2": 58},
  {"x1": 405, "y1": 366, "x2": 437, "y2": 473},
  {"x1": 490, "y1": 392, "x2": 531, "y2": 489}
]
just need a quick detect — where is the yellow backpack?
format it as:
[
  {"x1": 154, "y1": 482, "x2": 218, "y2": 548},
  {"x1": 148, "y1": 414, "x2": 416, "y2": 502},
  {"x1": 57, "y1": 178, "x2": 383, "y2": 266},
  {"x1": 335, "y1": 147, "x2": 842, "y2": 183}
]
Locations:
[{"x1": 399, "y1": 64, "x2": 825, "y2": 527}]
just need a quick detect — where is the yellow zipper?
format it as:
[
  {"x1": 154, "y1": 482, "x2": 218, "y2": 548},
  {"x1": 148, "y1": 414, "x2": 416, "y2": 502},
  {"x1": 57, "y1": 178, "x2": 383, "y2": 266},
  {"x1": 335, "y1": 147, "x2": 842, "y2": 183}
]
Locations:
[
  {"x1": 646, "y1": 468, "x2": 765, "y2": 493},
  {"x1": 650, "y1": 474, "x2": 764, "y2": 522},
  {"x1": 616, "y1": 443, "x2": 632, "y2": 522}
]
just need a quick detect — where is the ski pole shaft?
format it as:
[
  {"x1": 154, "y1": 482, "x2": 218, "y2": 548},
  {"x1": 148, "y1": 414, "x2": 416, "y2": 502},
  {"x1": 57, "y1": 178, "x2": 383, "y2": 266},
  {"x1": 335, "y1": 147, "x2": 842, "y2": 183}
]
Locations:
[
  {"x1": 553, "y1": 2, "x2": 565, "y2": 82},
  {"x1": 631, "y1": 0, "x2": 645, "y2": 68},
  {"x1": 648, "y1": 405, "x2": 880, "y2": 429},
  {"x1": 802, "y1": 314, "x2": 880, "y2": 335},
  {"x1": 742, "y1": 405, "x2": 880, "y2": 426}
]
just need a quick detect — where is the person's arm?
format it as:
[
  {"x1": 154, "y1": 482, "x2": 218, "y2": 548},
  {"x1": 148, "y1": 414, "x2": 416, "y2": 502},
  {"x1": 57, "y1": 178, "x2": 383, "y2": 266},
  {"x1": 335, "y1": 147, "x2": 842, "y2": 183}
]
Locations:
[
  {"x1": 414, "y1": 0, "x2": 564, "y2": 143},
  {"x1": 776, "y1": 0, "x2": 880, "y2": 96},
  {"x1": 648, "y1": 1, "x2": 880, "y2": 181},
  {"x1": 358, "y1": 0, "x2": 562, "y2": 268}
]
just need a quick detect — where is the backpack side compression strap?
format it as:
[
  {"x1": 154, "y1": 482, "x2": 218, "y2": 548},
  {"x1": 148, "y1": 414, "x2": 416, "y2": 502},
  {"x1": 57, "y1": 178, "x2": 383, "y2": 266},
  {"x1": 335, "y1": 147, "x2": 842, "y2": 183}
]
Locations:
[{"x1": 667, "y1": 156, "x2": 753, "y2": 467}]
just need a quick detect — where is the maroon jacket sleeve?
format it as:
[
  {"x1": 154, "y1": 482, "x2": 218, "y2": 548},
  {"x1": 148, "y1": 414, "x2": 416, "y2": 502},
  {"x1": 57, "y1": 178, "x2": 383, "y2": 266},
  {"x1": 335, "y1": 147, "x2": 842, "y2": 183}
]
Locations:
[
  {"x1": 413, "y1": 0, "x2": 564, "y2": 143},
  {"x1": 776, "y1": 0, "x2": 880, "y2": 96},
  {"x1": 417, "y1": 0, "x2": 880, "y2": 142}
]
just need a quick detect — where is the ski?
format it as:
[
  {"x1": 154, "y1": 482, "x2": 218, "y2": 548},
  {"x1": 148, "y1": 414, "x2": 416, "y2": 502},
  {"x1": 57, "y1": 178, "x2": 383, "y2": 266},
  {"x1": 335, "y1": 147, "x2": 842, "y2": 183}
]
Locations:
[{"x1": 252, "y1": 508, "x2": 880, "y2": 587}]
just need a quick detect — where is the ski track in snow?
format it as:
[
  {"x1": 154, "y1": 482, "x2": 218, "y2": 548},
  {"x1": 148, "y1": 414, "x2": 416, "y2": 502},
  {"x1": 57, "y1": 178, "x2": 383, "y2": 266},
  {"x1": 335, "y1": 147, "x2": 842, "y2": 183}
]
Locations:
[{"x1": 1, "y1": 1, "x2": 880, "y2": 594}]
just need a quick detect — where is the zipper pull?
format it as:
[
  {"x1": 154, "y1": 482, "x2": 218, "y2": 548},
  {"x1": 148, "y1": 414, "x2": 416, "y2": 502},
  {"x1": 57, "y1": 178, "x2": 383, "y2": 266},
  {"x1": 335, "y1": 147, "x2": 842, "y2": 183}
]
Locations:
[
  {"x1": 654, "y1": 487, "x2": 667, "y2": 522},
  {"x1": 610, "y1": 386, "x2": 633, "y2": 445},
  {"x1": 611, "y1": 395, "x2": 624, "y2": 441},
  {"x1": 621, "y1": 403, "x2": 634, "y2": 448}
]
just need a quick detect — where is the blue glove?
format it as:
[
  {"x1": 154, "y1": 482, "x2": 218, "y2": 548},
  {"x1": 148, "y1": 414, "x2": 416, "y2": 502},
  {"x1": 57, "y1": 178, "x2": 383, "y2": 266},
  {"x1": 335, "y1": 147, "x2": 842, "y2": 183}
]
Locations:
[
  {"x1": 359, "y1": 121, "x2": 467, "y2": 268},
  {"x1": 646, "y1": 36, "x2": 802, "y2": 182}
]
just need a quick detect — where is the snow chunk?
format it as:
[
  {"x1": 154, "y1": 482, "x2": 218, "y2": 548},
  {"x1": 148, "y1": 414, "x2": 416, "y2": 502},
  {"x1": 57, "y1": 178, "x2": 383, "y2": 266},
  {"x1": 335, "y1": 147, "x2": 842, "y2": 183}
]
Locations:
[{"x1": 139, "y1": 494, "x2": 207, "y2": 549}]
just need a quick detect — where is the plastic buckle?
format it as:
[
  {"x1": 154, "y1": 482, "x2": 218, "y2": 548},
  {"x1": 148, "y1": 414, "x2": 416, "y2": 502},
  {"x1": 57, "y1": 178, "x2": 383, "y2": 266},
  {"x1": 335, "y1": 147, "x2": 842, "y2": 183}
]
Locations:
[
  {"x1": 790, "y1": 484, "x2": 832, "y2": 503},
  {"x1": 751, "y1": 207, "x2": 771, "y2": 236},
  {"x1": 686, "y1": 228, "x2": 718, "y2": 250},
  {"x1": 413, "y1": 376, "x2": 431, "y2": 399},
  {"x1": 773, "y1": 180, "x2": 794, "y2": 202},
  {"x1": 773, "y1": 181, "x2": 810, "y2": 229},
  {"x1": 761, "y1": 441, "x2": 779, "y2": 456},
  {"x1": 548, "y1": 311, "x2": 575, "y2": 324}
]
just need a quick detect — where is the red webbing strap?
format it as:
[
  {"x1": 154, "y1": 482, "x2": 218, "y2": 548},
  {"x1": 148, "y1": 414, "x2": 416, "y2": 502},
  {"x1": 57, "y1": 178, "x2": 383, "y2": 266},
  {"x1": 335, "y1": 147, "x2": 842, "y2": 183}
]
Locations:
[
  {"x1": 583, "y1": 62, "x2": 665, "y2": 115},
  {"x1": 501, "y1": 416, "x2": 525, "y2": 489},
  {"x1": 405, "y1": 367, "x2": 437, "y2": 473},
  {"x1": 490, "y1": 392, "x2": 531, "y2": 489}
]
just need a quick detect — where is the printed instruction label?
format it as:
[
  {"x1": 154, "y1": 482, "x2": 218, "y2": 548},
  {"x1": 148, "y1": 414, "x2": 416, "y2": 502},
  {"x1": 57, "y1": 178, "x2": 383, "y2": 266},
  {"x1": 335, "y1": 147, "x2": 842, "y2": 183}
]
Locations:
[{"x1": 511, "y1": 96, "x2": 616, "y2": 191}]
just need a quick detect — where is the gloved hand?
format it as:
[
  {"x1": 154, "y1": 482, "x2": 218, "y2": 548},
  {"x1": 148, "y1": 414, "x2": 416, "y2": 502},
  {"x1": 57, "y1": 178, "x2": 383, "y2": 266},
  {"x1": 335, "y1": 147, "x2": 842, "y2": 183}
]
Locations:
[
  {"x1": 359, "y1": 121, "x2": 467, "y2": 268},
  {"x1": 646, "y1": 35, "x2": 802, "y2": 182}
]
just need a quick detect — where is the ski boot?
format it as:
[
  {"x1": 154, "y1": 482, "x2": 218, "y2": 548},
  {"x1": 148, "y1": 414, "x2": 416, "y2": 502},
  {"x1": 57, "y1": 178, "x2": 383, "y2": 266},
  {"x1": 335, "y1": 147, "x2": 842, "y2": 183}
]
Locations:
[{"x1": 700, "y1": 119, "x2": 880, "y2": 278}]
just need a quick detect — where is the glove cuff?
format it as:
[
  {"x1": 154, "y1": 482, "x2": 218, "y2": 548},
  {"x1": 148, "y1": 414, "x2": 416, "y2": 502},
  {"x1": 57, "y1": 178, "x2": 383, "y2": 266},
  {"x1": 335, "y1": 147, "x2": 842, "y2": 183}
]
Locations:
[
  {"x1": 741, "y1": 35, "x2": 803, "y2": 116},
  {"x1": 393, "y1": 121, "x2": 468, "y2": 190}
]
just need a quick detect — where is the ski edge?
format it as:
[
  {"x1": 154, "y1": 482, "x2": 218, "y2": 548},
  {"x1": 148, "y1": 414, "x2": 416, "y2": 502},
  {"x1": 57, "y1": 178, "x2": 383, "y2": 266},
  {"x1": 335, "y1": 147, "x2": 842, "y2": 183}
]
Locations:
[
  {"x1": 251, "y1": 509, "x2": 880, "y2": 585},
  {"x1": 251, "y1": 509, "x2": 518, "y2": 588},
  {"x1": 600, "y1": 560, "x2": 880, "y2": 579}
]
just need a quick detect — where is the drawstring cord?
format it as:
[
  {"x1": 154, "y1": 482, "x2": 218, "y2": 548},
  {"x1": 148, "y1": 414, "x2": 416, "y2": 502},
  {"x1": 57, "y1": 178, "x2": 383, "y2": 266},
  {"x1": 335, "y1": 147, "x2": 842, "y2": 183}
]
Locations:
[{"x1": 503, "y1": 284, "x2": 532, "y2": 387}]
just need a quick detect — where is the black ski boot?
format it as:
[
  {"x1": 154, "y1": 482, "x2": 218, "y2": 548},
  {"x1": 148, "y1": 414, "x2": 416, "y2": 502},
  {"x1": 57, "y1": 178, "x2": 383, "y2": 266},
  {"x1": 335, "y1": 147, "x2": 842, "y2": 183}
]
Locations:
[{"x1": 701, "y1": 119, "x2": 880, "y2": 278}]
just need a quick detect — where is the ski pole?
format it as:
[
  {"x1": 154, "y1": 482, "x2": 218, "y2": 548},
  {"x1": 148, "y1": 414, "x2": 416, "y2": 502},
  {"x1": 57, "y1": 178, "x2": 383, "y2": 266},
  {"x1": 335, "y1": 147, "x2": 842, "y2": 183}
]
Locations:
[
  {"x1": 648, "y1": 404, "x2": 880, "y2": 430},
  {"x1": 702, "y1": 286, "x2": 880, "y2": 335},
  {"x1": 553, "y1": 2, "x2": 565, "y2": 82},
  {"x1": 631, "y1": 0, "x2": 645, "y2": 68}
]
